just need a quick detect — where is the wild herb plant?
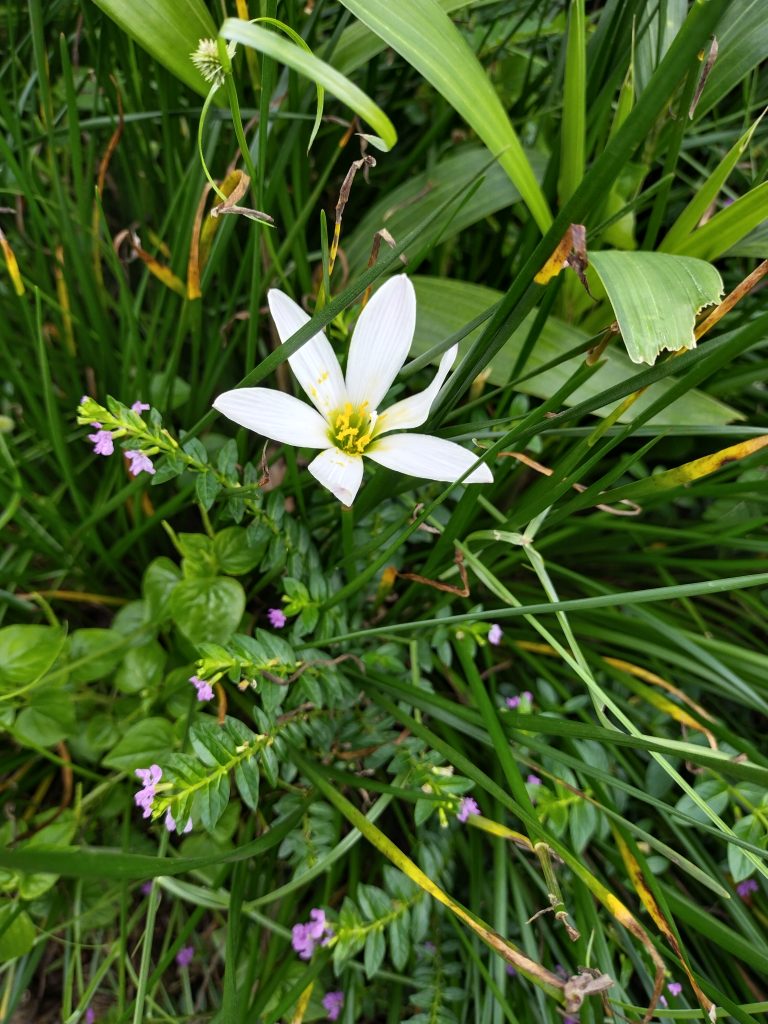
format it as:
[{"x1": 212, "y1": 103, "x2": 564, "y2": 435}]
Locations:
[{"x1": 1, "y1": 2, "x2": 767, "y2": 1023}]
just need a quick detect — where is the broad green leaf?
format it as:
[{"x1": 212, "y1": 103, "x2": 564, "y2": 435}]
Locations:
[
  {"x1": 672, "y1": 183, "x2": 768, "y2": 261},
  {"x1": 178, "y1": 533, "x2": 218, "y2": 579},
  {"x1": 0, "y1": 624, "x2": 66, "y2": 689},
  {"x1": 588, "y1": 251, "x2": 723, "y2": 365},
  {"x1": 68, "y1": 628, "x2": 125, "y2": 683},
  {"x1": 103, "y1": 717, "x2": 174, "y2": 771},
  {"x1": 219, "y1": 19, "x2": 396, "y2": 151},
  {"x1": 634, "y1": 0, "x2": 687, "y2": 95},
  {"x1": 345, "y1": 146, "x2": 545, "y2": 274},
  {"x1": 114, "y1": 642, "x2": 167, "y2": 695},
  {"x1": 0, "y1": 906, "x2": 35, "y2": 963},
  {"x1": 334, "y1": 0, "x2": 478, "y2": 74},
  {"x1": 728, "y1": 815, "x2": 765, "y2": 884},
  {"x1": 214, "y1": 526, "x2": 262, "y2": 575},
  {"x1": 170, "y1": 576, "x2": 245, "y2": 644},
  {"x1": 337, "y1": 0, "x2": 552, "y2": 232},
  {"x1": 14, "y1": 686, "x2": 75, "y2": 747},
  {"x1": 695, "y1": 0, "x2": 768, "y2": 117},
  {"x1": 726, "y1": 220, "x2": 768, "y2": 259},
  {"x1": 90, "y1": 0, "x2": 216, "y2": 96},
  {"x1": 142, "y1": 557, "x2": 181, "y2": 622},
  {"x1": 410, "y1": 276, "x2": 737, "y2": 426}
]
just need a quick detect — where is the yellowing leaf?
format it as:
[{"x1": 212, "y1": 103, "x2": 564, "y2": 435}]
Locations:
[{"x1": 614, "y1": 829, "x2": 715, "y2": 1019}]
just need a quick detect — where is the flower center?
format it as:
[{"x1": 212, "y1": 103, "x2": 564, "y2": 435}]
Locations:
[{"x1": 330, "y1": 402, "x2": 374, "y2": 455}]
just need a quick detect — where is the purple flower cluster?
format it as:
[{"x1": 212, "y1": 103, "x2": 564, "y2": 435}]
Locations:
[
  {"x1": 189, "y1": 675, "x2": 214, "y2": 702},
  {"x1": 268, "y1": 607, "x2": 287, "y2": 628},
  {"x1": 322, "y1": 991, "x2": 344, "y2": 1021},
  {"x1": 291, "y1": 908, "x2": 333, "y2": 960},
  {"x1": 667, "y1": 982, "x2": 682, "y2": 997},
  {"x1": 82, "y1": 397, "x2": 154, "y2": 475},
  {"x1": 134, "y1": 765, "x2": 161, "y2": 818},
  {"x1": 505, "y1": 690, "x2": 533, "y2": 709},
  {"x1": 457, "y1": 796, "x2": 480, "y2": 823}
]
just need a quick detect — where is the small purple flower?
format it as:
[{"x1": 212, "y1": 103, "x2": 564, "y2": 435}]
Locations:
[
  {"x1": 526, "y1": 774, "x2": 542, "y2": 786},
  {"x1": 506, "y1": 691, "x2": 533, "y2": 710},
  {"x1": 488, "y1": 623, "x2": 503, "y2": 646},
  {"x1": 291, "y1": 908, "x2": 334, "y2": 959},
  {"x1": 135, "y1": 765, "x2": 162, "y2": 788},
  {"x1": 165, "y1": 809, "x2": 193, "y2": 834},
  {"x1": 85, "y1": 1009, "x2": 95, "y2": 1024},
  {"x1": 564, "y1": 1017, "x2": 579, "y2": 1024},
  {"x1": 125, "y1": 450, "x2": 155, "y2": 476},
  {"x1": 322, "y1": 991, "x2": 344, "y2": 1021},
  {"x1": 131, "y1": 400, "x2": 150, "y2": 414},
  {"x1": 189, "y1": 675, "x2": 214, "y2": 702},
  {"x1": 291, "y1": 923, "x2": 313, "y2": 959},
  {"x1": 268, "y1": 607, "x2": 287, "y2": 628},
  {"x1": 457, "y1": 796, "x2": 480, "y2": 823},
  {"x1": 176, "y1": 945, "x2": 194, "y2": 968},
  {"x1": 667, "y1": 982, "x2": 682, "y2": 997},
  {"x1": 737, "y1": 878, "x2": 758, "y2": 898},
  {"x1": 506, "y1": 964, "x2": 517, "y2": 977},
  {"x1": 87, "y1": 424, "x2": 114, "y2": 456},
  {"x1": 423, "y1": 941, "x2": 436, "y2": 954},
  {"x1": 134, "y1": 765, "x2": 162, "y2": 818},
  {"x1": 80, "y1": 394, "x2": 90, "y2": 405},
  {"x1": 659, "y1": 996, "x2": 668, "y2": 1008},
  {"x1": 140, "y1": 882, "x2": 152, "y2": 896}
]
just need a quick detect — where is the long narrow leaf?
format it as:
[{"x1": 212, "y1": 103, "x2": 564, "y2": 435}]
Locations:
[
  {"x1": 219, "y1": 18, "x2": 396, "y2": 151},
  {"x1": 337, "y1": 0, "x2": 552, "y2": 232}
]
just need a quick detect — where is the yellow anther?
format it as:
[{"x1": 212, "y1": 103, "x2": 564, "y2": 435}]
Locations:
[{"x1": 330, "y1": 402, "x2": 374, "y2": 455}]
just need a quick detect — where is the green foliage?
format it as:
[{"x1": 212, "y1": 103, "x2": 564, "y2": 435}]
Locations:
[
  {"x1": 588, "y1": 251, "x2": 724, "y2": 364},
  {"x1": 1, "y1": 1, "x2": 767, "y2": 1022}
]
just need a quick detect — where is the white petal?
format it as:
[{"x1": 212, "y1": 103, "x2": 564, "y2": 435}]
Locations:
[
  {"x1": 374, "y1": 344, "x2": 458, "y2": 436},
  {"x1": 308, "y1": 448, "x2": 364, "y2": 505},
  {"x1": 345, "y1": 275, "x2": 416, "y2": 411},
  {"x1": 268, "y1": 290, "x2": 347, "y2": 419},
  {"x1": 213, "y1": 387, "x2": 331, "y2": 449},
  {"x1": 366, "y1": 433, "x2": 493, "y2": 484}
]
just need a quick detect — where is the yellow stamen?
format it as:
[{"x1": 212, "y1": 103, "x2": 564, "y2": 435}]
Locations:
[{"x1": 330, "y1": 402, "x2": 374, "y2": 455}]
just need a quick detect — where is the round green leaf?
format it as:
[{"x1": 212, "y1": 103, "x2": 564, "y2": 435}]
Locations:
[
  {"x1": 0, "y1": 625, "x2": 66, "y2": 689},
  {"x1": 169, "y1": 576, "x2": 246, "y2": 644}
]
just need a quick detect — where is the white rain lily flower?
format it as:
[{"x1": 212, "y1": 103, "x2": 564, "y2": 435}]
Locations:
[{"x1": 213, "y1": 275, "x2": 493, "y2": 505}]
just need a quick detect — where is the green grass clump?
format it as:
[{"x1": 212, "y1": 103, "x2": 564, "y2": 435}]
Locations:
[{"x1": 0, "y1": 2, "x2": 767, "y2": 1022}]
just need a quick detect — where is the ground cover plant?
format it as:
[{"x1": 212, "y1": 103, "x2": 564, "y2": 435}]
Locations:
[{"x1": 0, "y1": 0, "x2": 767, "y2": 1021}]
